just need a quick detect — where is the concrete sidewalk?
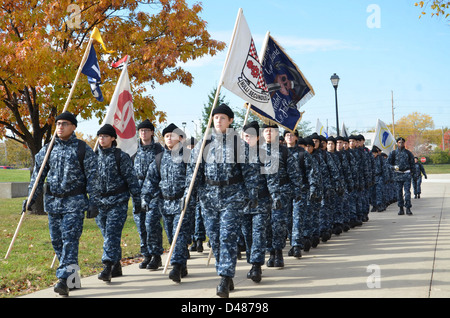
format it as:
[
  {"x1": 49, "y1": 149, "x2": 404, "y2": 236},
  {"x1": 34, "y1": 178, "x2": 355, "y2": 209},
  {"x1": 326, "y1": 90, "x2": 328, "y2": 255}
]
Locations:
[{"x1": 20, "y1": 174, "x2": 450, "y2": 299}]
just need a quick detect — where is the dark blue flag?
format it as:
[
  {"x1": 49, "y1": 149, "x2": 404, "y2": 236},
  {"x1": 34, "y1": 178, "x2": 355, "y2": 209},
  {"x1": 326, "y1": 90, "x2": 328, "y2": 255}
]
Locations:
[
  {"x1": 81, "y1": 44, "x2": 103, "y2": 102},
  {"x1": 249, "y1": 34, "x2": 314, "y2": 131}
]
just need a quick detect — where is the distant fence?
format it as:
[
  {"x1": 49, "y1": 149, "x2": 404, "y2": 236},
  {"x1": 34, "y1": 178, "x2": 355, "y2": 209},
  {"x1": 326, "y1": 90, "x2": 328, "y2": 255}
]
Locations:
[{"x1": 0, "y1": 182, "x2": 29, "y2": 199}]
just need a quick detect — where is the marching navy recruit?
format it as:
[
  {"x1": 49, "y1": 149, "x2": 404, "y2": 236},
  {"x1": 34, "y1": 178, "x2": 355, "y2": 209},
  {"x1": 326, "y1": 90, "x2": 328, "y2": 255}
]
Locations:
[
  {"x1": 94, "y1": 124, "x2": 141, "y2": 283},
  {"x1": 133, "y1": 119, "x2": 164, "y2": 270},
  {"x1": 388, "y1": 137, "x2": 417, "y2": 215},
  {"x1": 186, "y1": 104, "x2": 259, "y2": 298},
  {"x1": 26, "y1": 111, "x2": 99, "y2": 296},
  {"x1": 141, "y1": 123, "x2": 194, "y2": 283}
]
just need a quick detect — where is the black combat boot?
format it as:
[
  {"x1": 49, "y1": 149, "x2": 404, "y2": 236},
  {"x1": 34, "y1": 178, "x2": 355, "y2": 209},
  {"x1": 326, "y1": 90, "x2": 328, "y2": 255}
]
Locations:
[
  {"x1": 249, "y1": 264, "x2": 262, "y2": 283},
  {"x1": 406, "y1": 208, "x2": 413, "y2": 215},
  {"x1": 303, "y1": 238, "x2": 311, "y2": 252},
  {"x1": 169, "y1": 264, "x2": 182, "y2": 283},
  {"x1": 266, "y1": 250, "x2": 275, "y2": 267},
  {"x1": 311, "y1": 235, "x2": 320, "y2": 248},
  {"x1": 274, "y1": 249, "x2": 284, "y2": 267},
  {"x1": 196, "y1": 240, "x2": 204, "y2": 253},
  {"x1": 98, "y1": 261, "x2": 112, "y2": 282},
  {"x1": 111, "y1": 261, "x2": 122, "y2": 277},
  {"x1": 216, "y1": 276, "x2": 234, "y2": 298},
  {"x1": 147, "y1": 254, "x2": 162, "y2": 270},
  {"x1": 54, "y1": 278, "x2": 69, "y2": 296},
  {"x1": 190, "y1": 240, "x2": 197, "y2": 251},
  {"x1": 292, "y1": 246, "x2": 302, "y2": 258},
  {"x1": 139, "y1": 255, "x2": 151, "y2": 269},
  {"x1": 398, "y1": 207, "x2": 405, "y2": 215}
]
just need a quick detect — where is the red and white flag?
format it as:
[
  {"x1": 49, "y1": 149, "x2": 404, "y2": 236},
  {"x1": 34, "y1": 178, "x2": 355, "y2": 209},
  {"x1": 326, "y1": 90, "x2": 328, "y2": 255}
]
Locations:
[
  {"x1": 102, "y1": 56, "x2": 137, "y2": 156},
  {"x1": 220, "y1": 9, "x2": 275, "y2": 119}
]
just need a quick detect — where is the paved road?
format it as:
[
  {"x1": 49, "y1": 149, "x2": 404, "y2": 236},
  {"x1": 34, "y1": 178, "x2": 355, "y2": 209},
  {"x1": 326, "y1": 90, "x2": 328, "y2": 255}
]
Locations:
[{"x1": 20, "y1": 174, "x2": 450, "y2": 301}]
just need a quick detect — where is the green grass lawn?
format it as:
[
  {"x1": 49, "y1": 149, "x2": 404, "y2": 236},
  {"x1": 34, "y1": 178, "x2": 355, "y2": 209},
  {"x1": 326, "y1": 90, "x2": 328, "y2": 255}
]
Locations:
[
  {"x1": 0, "y1": 169, "x2": 31, "y2": 182},
  {"x1": 0, "y1": 198, "x2": 169, "y2": 298}
]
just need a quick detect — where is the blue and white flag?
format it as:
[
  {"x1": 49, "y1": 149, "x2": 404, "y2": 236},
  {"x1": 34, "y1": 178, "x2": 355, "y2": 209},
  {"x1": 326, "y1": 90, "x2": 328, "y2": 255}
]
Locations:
[
  {"x1": 373, "y1": 119, "x2": 395, "y2": 154},
  {"x1": 316, "y1": 119, "x2": 328, "y2": 138},
  {"x1": 81, "y1": 44, "x2": 103, "y2": 102},
  {"x1": 248, "y1": 33, "x2": 314, "y2": 131}
]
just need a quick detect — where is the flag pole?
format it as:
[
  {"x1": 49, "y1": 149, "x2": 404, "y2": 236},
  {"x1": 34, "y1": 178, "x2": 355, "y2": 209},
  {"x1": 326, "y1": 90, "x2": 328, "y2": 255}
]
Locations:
[
  {"x1": 242, "y1": 31, "x2": 269, "y2": 129},
  {"x1": 163, "y1": 8, "x2": 244, "y2": 274},
  {"x1": 4, "y1": 37, "x2": 94, "y2": 260}
]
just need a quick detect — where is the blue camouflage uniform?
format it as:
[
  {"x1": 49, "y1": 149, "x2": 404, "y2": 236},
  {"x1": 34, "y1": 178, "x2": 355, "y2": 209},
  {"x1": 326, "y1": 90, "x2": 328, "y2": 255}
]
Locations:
[
  {"x1": 361, "y1": 143, "x2": 375, "y2": 220},
  {"x1": 387, "y1": 144, "x2": 416, "y2": 212},
  {"x1": 241, "y1": 141, "x2": 278, "y2": 267},
  {"x1": 28, "y1": 133, "x2": 99, "y2": 281},
  {"x1": 186, "y1": 129, "x2": 260, "y2": 279},
  {"x1": 371, "y1": 150, "x2": 385, "y2": 211},
  {"x1": 327, "y1": 146, "x2": 347, "y2": 233},
  {"x1": 347, "y1": 138, "x2": 365, "y2": 224},
  {"x1": 318, "y1": 147, "x2": 341, "y2": 240},
  {"x1": 309, "y1": 146, "x2": 331, "y2": 245},
  {"x1": 141, "y1": 143, "x2": 194, "y2": 270},
  {"x1": 260, "y1": 140, "x2": 293, "y2": 266},
  {"x1": 336, "y1": 143, "x2": 356, "y2": 230},
  {"x1": 287, "y1": 145, "x2": 321, "y2": 252},
  {"x1": 133, "y1": 139, "x2": 164, "y2": 261},
  {"x1": 95, "y1": 146, "x2": 141, "y2": 266},
  {"x1": 413, "y1": 160, "x2": 427, "y2": 197}
]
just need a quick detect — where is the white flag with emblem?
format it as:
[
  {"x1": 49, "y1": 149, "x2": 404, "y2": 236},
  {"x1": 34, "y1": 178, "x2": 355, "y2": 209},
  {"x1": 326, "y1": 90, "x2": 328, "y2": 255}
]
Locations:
[
  {"x1": 102, "y1": 56, "x2": 137, "y2": 156},
  {"x1": 220, "y1": 8, "x2": 275, "y2": 118},
  {"x1": 373, "y1": 119, "x2": 395, "y2": 154}
]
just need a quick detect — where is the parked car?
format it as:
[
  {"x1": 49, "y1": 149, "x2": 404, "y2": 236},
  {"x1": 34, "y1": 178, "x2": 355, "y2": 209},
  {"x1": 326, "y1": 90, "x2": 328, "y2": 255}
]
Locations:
[{"x1": 0, "y1": 166, "x2": 13, "y2": 169}]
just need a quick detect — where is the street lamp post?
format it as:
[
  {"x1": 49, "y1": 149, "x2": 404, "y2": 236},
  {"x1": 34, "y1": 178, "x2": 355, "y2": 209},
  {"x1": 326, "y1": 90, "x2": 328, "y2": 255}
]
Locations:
[{"x1": 330, "y1": 73, "x2": 340, "y2": 136}]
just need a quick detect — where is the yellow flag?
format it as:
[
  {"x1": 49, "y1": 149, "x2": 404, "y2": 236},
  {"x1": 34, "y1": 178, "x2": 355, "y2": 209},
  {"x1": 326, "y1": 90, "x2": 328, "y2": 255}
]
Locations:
[{"x1": 90, "y1": 27, "x2": 114, "y2": 53}]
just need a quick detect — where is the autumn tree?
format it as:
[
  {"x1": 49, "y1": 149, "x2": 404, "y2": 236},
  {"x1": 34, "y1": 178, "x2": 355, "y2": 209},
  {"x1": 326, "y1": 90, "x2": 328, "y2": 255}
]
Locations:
[
  {"x1": 0, "y1": 0, "x2": 225, "y2": 213},
  {"x1": 415, "y1": 1, "x2": 450, "y2": 20}
]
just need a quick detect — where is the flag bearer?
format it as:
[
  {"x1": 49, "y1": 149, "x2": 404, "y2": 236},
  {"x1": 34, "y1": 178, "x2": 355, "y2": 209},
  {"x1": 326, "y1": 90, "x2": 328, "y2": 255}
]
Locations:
[
  {"x1": 186, "y1": 104, "x2": 259, "y2": 298},
  {"x1": 26, "y1": 111, "x2": 99, "y2": 296}
]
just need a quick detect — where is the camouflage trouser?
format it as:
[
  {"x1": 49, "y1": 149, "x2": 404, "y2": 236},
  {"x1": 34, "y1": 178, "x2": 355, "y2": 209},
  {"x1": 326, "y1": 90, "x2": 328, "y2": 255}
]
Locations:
[
  {"x1": 266, "y1": 196, "x2": 289, "y2": 252},
  {"x1": 306, "y1": 199, "x2": 321, "y2": 238},
  {"x1": 200, "y1": 188, "x2": 246, "y2": 278},
  {"x1": 395, "y1": 172, "x2": 412, "y2": 208},
  {"x1": 412, "y1": 176, "x2": 423, "y2": 196},
  {"x1": 241, "y1": 197, "x2": 270, "y2": 265},
  {"x1": 340, "y1": 190, "x2": 351, "y2": 224},
  {"x1": 371, "y1": 176, "x2": 385, "y2": 208},
  {"x1": 48, "y1": 210, "x2": 85, "y2": 280},
  {"x1": 96, "y1": 203, "x2": 128, "y2": 264},
  {"x1": 192, "y1": 203, "x2": 206, "y2": 242},
  {"x1": 291, "y1": 192, "x2": 308, "y2": 248},
  {"x1": 161, "y1": 199, "x2": 194, "y2": 266},
  {"x1": 145, "y1": 199, "x2": 164, "y2": 256},
  {"x1": 132, "y1": 210, "x2": 150, "y2": 257},
  {"x1": 333, "y1": 192, "x2": 344, "y2": 225}
]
